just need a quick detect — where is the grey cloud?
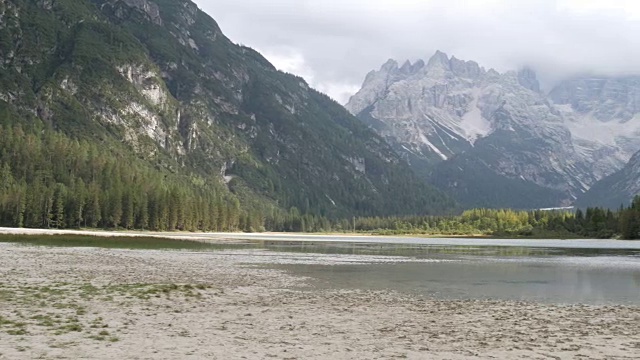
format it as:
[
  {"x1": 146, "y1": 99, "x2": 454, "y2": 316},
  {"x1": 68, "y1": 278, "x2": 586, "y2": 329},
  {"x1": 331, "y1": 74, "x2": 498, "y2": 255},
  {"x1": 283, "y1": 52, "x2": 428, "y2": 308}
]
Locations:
[{"x1": 196, "y1": 0, "x2": 640, "y2": 103}]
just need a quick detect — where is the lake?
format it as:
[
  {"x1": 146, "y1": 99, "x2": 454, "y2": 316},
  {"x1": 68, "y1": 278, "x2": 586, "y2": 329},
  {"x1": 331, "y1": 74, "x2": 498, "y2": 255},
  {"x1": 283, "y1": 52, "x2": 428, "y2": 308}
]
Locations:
[{"x1": 249, "y1": 239, "x2": 640, "y2": 305}]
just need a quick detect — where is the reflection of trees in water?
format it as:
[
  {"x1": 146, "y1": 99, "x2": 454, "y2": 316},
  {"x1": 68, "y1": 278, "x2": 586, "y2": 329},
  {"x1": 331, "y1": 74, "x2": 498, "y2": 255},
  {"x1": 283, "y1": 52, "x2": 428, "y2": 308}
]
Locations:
[
  {"x1": 260, "y1": 242, "x2": 552, "y2": 257},
  {"x1": 260, "y1": 241, "x2": 640, "y2": 259}
]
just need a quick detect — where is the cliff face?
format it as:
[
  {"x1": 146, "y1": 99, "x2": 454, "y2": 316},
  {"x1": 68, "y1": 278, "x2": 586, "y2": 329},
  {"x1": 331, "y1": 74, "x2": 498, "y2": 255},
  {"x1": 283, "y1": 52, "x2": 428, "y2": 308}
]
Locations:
[
  {"x1": 0, "y1": 0, "x2": 454, "y2": 217},
  {"x1": 347, "y1": 52, "x2": 640, "y2": 208}
]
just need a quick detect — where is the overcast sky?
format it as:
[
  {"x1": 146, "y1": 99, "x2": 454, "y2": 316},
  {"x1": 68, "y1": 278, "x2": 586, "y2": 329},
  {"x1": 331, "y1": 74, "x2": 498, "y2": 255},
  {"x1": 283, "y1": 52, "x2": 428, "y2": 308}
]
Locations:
[{"x1": 195, "y1": 0, "x2": 640, "y2": 104}]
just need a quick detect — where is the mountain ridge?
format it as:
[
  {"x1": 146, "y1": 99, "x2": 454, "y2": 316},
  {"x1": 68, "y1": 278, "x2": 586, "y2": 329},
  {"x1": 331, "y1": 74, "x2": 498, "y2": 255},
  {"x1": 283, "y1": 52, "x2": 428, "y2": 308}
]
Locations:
[
  {"x1": 577, "y1": 149, "x2": 640, "y2": 209},
  {"x1": 0, "y1": 0, "x2": 455, "y2": 232},
  {"x1": 347, "y1": 51, "x2": 640, "y2": 208}
]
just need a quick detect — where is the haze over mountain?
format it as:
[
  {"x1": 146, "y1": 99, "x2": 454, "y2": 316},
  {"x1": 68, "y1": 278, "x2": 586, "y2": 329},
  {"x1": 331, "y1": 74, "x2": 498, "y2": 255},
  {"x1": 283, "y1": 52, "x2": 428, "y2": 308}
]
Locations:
[
  {"x1": 347, "y1": 52, "x2": 640, "y2": 208},
  {"x1": 204, "y1": 0, "x2": 640, "y2": 104}
]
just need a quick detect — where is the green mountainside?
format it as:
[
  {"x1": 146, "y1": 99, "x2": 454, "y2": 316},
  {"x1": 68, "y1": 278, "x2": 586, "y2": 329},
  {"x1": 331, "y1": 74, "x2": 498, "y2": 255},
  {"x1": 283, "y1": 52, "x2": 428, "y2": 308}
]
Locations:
[
  {"x1": 0, "y1": 0, "x2": 453, "y2": 230},
  {"x1": 428, "y1": 130, "x2": 568, "y2": 209}
]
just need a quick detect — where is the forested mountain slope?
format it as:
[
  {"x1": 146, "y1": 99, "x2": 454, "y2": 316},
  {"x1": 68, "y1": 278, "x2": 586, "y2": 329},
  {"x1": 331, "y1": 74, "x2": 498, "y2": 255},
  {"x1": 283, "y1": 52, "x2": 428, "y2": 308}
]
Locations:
[{"x1": 0, "y1": 0, "x2": 454, "y2": 230}]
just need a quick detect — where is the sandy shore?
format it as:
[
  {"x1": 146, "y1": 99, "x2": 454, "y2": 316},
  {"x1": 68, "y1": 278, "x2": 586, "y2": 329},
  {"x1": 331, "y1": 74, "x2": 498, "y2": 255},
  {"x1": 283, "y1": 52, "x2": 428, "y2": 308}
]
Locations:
[{"x1": 0, "y1": 244, "x2": 639, "y2": 359}]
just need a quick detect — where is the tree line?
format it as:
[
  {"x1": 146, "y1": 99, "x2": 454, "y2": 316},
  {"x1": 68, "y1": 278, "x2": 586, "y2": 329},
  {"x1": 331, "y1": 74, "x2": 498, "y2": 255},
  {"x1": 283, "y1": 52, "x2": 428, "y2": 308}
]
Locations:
[
  {"x1": 1, "y1": 124, "x2": 639, "y2": 239},
  {"x1": 345, "y1": 203, "x2": 640, "y2": 240},
  {"x1": 0, "y1": 125, "x2": 249, "y2": 231}
]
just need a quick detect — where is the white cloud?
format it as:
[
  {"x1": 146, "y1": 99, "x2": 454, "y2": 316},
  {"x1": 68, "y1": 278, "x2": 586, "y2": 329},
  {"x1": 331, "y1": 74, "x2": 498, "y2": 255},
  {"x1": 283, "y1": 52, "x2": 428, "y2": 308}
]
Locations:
[
  {"x1": 197, "y1": 0, "x2": 640, "y2": 103},
  {"x1": 261, "y1": 48, "x2": 361, "y2": 103},
  {"x1": 558, "y1": 0, "x2": 640, "y2": 19}
]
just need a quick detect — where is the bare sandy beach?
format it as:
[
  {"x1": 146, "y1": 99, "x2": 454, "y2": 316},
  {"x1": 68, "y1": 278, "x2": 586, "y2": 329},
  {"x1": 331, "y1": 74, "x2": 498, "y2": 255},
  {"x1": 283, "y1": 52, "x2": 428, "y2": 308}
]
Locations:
[{"x1": 1, "y1": 243, "x2": 639, "y2": 359}]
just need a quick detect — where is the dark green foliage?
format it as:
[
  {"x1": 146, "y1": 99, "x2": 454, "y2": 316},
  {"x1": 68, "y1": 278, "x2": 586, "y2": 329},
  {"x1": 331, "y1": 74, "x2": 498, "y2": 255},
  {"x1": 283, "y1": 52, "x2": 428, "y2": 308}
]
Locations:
[
  {"x1": 344, "y1": 201, "x2": 640, "y2": 239},
  {"x1": 345, "y1": 209, "x2": 574, "y2": 237},
  {"x1": 619, "y1": 197, "x2": 640, "y2": 239},
  {"x1": 0, "y1": 0, "x2": 455, "y2": 225},
  {"x1": 429, "y1": 134, "x2": 568, "y2": 209},
  {"x1": 0, "y1": 125, "x2": 248, "y2": 231}
]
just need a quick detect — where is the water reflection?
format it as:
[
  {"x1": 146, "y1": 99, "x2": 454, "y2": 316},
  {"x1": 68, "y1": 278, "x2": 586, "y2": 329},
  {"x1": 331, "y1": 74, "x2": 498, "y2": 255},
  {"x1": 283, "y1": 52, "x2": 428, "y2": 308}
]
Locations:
[
  {"x1": 260, "y1": 242, "x2": 640, "y2": 305},
  {"x1": 257, "y1": 240, "x2": 640, "y2": 258}
]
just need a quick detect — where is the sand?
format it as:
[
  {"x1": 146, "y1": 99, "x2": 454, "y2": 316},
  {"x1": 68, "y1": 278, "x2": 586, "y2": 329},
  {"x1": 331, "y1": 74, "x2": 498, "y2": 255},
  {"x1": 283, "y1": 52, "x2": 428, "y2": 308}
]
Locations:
[{"x1": 0, "y1": 243, "x2": 639, "y2": 359}]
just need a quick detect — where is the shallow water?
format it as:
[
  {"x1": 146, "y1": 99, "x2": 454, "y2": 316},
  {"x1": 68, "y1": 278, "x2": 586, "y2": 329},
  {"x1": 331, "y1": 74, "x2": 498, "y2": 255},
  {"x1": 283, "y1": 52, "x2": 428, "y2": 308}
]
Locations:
[
  {"x1": 260, "y1": 242, "x2": 640, "y2": 305},
  {"x1": 201, "y1": 233, "x2": 640, "y2": 249}
]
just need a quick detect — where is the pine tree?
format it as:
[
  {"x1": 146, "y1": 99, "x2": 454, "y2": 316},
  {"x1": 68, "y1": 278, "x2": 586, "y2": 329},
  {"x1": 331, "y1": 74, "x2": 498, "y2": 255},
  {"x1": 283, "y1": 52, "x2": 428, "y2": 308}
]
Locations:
[
  {"x1": 51, "y1": 183, "x2": 66, "y2": 229},
  {"x1": 121, "y1": 190, "x2": 134, "y2": 229}
]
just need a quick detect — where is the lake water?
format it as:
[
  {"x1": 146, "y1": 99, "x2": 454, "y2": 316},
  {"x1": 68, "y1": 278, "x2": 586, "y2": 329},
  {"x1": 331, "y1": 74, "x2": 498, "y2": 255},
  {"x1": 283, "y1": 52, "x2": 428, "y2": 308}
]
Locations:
[{"x1": 252, "y1": 240, "x2": 640, "y2": 305}]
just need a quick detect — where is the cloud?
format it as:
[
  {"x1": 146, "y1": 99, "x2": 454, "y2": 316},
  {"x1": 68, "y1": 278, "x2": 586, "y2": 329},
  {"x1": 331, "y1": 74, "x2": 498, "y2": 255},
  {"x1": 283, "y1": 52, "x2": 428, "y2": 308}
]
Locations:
[{"x1": 196, "y1": 0, "x2": 640, "y2": 104}]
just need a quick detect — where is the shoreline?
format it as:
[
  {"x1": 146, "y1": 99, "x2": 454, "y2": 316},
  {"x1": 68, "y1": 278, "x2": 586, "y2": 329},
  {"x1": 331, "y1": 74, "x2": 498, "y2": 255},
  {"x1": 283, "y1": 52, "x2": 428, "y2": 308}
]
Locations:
[
  {"x1": 1, "y1": 243, "x2": 639, "y2": 359},
  {"x1": 1, "y1": 227, "x2": 639, "y2": 250},
  {"x1": 0, "y1": 227, "x2": 593, "y2": 240}
]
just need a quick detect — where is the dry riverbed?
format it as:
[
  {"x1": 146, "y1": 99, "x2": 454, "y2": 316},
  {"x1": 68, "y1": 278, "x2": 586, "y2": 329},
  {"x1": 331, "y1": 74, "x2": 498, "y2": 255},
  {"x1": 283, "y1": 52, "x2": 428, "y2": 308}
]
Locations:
[{"x1": 0, "y1": 243, "x2": 639, "y2": 359}]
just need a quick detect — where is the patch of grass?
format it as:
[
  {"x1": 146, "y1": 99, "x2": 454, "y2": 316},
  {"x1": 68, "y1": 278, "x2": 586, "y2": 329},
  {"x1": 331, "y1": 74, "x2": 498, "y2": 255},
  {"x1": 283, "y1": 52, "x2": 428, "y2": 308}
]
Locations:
[
  {"x1": 55, "y1": 324, "x2": 82, "y2": 334},
  {"x1": 39, "y1": 286, "x2": 66, "y2": 296},
  {"x1": 53, "y1": 302, "x2": 83, "y2": 310},
  {"x1": 89, "y1": 329, "x2": 112, "y2": 341},
  {"x1": 0, "y1": 315, "x2": 29, "y2": 335},
  {"x1": 7, "y1": 328, "x2": 28, "y2": 335},
  {"x1": 0, "y1": 288, "x2": 14, "y2": 301},
  {"x1": 55, "y1": 318, "x2": 83, "y2": 334},
  {"x1": 89, "y1": 317, "x2": 108, "y2": 329},
  {"x1": 0, "y1": 234, "x2": 254, "y2": 251},
  {"x1": 31, "y1": 314, "x2": 57, "y2": 327},
  {"x1": 107, "y1": 283, "x2": 211, "y2": 300},
  {"x1": 48, "y1": 341, "x2": 77, "y2": 349},
  {"x1": 0, "y1": 315, "x2": 12, "y2": 326},
  {"x1": 79, "y1": 284, "x2": 100, "y2": 299}
]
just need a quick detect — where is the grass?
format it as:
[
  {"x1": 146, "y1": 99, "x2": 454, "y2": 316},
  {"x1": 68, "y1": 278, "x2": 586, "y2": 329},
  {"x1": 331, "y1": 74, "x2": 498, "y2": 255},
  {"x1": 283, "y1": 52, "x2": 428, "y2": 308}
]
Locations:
[
  {"x1": 1, "y1": 316, "x2": 28, "y2": 335},
  {"x1": 0, "y1": 234, "x2": 255, "y2": 251},
  {"x1": 109, "y1": 283, "x2": 213, "y2": 300},
  {"x1": 0, "y1": 281, "x2": 215, "y2": 341}
]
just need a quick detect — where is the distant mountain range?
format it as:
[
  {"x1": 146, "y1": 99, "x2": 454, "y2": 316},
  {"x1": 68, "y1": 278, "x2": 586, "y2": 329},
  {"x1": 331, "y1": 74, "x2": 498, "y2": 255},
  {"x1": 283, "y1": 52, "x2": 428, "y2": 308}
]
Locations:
[{"x1": 347, "y1": 51, "x2": 640, "y2": 209}]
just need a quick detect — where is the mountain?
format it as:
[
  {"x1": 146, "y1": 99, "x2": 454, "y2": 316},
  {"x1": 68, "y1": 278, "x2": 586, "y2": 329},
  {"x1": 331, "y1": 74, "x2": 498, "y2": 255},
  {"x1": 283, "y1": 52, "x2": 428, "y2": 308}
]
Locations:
[
  {"x1": 577, "y1": 150, "x2": 640, "y2": 209},
  {"x1": 0, "y1": 0, "x2": 454, "y2": 230},
  {"x1": 549, "y1": 76, "x2": 640, "y2": 179},
  {"x1": 347, "y1": 52, "x2": 640, "y2": 209}
]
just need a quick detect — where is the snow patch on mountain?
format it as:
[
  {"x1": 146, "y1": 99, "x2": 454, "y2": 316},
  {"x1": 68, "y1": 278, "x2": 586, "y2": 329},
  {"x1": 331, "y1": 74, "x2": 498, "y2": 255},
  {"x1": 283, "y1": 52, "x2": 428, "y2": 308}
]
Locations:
[
  {"x1": 460, "y1": 88, "x2": 492, "y2": 144},
  {"x1": 419, "y1": 130, "x2": 448, "y2": 160},
  {"x1": 347, "y1": 51, "x2": 640, "y2": 206}
]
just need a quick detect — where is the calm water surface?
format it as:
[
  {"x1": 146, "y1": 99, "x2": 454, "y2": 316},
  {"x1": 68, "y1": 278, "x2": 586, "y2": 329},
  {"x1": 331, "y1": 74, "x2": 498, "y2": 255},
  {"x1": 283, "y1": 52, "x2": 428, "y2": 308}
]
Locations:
[{"x1": 258, "y1": 241, "x2": 640, "y2": 305}]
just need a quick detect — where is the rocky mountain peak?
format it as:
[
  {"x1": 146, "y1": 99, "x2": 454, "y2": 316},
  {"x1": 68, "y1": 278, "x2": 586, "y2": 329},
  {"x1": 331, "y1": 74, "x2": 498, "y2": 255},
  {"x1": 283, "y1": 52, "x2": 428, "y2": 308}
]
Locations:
[
  {"x1": 426, "y1": 50, "x2": 451, "y2": 69},
  {"x1": 517, "y1": 67, "x2": 540, "y2": 92},
  {"x1": 549, "y1": 76, "x2": 640, "y2": 122},
  {"x1": 399, "y1": 60, "x2": 425, "y2": 75},
  {"x1": 450, "y1": 56, "x2": 483, "y2": 79},
  {"x1": 381, "y1": 59, "x2": 399, "y2": 72},
  {"x1": 348, "y1": 52, "x2": 640, "y2": 209}
]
